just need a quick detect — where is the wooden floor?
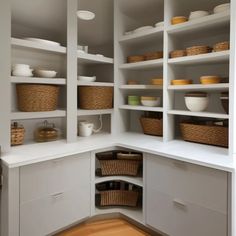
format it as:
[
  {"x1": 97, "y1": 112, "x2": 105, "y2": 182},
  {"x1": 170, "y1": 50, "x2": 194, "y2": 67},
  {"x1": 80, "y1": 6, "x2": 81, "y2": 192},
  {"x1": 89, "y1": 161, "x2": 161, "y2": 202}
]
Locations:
[{"x1": 56, "y1": 219, "x2": 151, "y2": 236}]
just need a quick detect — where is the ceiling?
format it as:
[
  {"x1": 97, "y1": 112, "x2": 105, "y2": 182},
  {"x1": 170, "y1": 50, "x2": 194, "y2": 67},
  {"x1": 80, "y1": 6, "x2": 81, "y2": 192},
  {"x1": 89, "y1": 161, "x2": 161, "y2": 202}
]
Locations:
[{"x1": 11, "y1": 0, "x2": 114, "y2": 46}]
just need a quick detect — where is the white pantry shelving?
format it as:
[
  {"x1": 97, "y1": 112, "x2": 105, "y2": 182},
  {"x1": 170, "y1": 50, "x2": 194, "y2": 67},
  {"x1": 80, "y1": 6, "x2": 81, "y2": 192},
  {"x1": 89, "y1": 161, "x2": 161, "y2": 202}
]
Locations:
[
  {"x1": 11, "y1": 37, "x2": 67, "y2": 54},
  {"x1": 168, "y1": 51, "x2": 230, "y2": 66},
  {"x1": 77, "y1": 52, "x2": 114, "y2": 65},
  {"x1": 119, "y1": 59, "x2": 163, "y2": 70},
  {"x1": 119, "y1": 105, "x2": 163, "y2": 112},
  {"x1": 77, "y1": 109, "x2": 114, "y2": 116},
  {"x1": 120, "y1": 85, "x2": 163, "y2": 90},
  {"x1": 11, "y1": 76, "x2": 66, "y2": 85},
  {"x1": 168, "y1": 83, "x2": 229, "y2": 91},
  {"x1": 77, "y1": 81, "x2": 114, "y2": 87}
]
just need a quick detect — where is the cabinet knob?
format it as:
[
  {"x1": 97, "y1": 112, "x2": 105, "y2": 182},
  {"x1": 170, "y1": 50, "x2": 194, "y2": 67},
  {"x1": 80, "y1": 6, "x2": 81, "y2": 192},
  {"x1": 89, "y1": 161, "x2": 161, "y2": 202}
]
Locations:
[{"x1": 173, "y1": 198, "x2": 187, "y2": 209}]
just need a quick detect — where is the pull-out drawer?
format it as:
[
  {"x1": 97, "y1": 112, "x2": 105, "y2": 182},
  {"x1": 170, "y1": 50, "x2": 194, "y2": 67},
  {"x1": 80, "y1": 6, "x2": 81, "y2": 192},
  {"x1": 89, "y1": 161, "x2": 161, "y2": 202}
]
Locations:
[
  {"x1": 20, "y1": 187, "x2": 90, "y2": 236},
  {"x1": 146, "y1": 188, "x2": 227, "y2": 236},
  {"x1": 146, "y1": 154, "x2": 228, "y2": 214},
  {"x1": 20, "y1": 152, "x2": 90, "y2": 203}
]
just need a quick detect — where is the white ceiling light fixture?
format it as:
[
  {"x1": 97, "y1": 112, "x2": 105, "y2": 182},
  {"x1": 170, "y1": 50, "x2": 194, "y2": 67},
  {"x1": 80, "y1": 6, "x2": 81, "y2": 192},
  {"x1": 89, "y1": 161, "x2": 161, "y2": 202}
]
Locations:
[{"x1": 77, "y1": 10, "x2": 95, "y2": 20}]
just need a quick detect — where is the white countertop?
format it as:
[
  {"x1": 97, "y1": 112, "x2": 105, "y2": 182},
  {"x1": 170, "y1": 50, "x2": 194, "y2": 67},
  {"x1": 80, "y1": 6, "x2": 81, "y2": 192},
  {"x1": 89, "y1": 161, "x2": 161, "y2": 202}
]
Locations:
[{"x1": 1, "y1": 132, "x2": 235, "y2": 172}]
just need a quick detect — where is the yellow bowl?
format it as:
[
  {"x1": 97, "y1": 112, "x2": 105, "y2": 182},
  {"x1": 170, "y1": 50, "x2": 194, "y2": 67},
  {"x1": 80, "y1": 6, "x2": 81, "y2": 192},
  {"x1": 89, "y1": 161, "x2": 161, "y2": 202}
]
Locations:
[
  {"x1": 171, "y1": 79, "x2": 192, "y2": 85},
  {"x1": 200, "y1": 76, "x2": 221, "y2": 84},
  {"x1": 151, "y1": 78, "x2": 163, "y2": 85},
  {"x1": 171, "y1": 16, "x2": 188, "y2": 25}
]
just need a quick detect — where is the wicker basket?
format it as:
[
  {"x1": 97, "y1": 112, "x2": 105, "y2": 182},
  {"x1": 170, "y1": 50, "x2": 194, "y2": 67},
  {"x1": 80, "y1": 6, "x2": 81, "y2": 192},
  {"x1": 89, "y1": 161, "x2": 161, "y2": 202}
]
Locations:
[
  {"x1": 213, "y1": 41, "x2": 230, "y2": 52},
  {"x1": 170, "y1": 50, "x2": 187, "y2": 58},
  {"x1": 79, "y1": 86, "x2": 113, "y2": 109},
  {"x1": 16, "y1": 84, "x2": 59, "y2": 112},
  {"x1": 99, "y1": 160, "x2": 141, "y2": 176},
  {"x1": 127, "y1": 55, "x2": 145, "y2": 63},
  {"x1": 11, "y1": 122, "x2": 25, "y2": 146},
  {"x1": 140, "y1": 117, "x2": 163, "y2": 136},
  {"x1": 144, "y1": 51, "x2": 163, "y2": 60},
  {"x1": 98, "y1": 190, "x2": 139, "y2": 207},
  {"x1": 180, "y1": 122, "x2": 228, "y2": 147},
  {"x1": 186, "y1": 45, "x2": 211, "y2": 56}
]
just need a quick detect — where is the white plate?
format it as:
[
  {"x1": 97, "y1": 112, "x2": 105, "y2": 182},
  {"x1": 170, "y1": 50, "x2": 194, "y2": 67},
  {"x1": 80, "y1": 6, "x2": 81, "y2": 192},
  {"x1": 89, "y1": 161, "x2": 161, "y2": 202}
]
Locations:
[
  {"x1": 78, "y1": 76, "x2": 96, "y2": 82},
  {"x1": 213, "y1": 3, "x2": 230, "y2": 14},
  {"x1": 24, "y1": 38, "x2": 61, "y2": 47},
  {"x1": 133, "y1": 26, "x2": 154, "y2": 34},
  {"x1": 155, "y1": 21, "x2": 164, "y2": 27}
]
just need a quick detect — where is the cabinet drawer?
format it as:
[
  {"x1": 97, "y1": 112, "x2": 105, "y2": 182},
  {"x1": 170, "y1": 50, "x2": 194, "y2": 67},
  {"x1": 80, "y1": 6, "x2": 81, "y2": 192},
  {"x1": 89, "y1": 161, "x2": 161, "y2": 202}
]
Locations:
[
  {"x1": 20, "y1": 187, "x2": 90, "y2": 236},
  {"x1": 20, "y1": 152, "x2": 90, "y2": 203},
  {"x1": 146, "y1": 154, "x2": 228, "y2": 214},
  {"x1": 146, "y1": 188, "x2": 227, "y2": 236}
]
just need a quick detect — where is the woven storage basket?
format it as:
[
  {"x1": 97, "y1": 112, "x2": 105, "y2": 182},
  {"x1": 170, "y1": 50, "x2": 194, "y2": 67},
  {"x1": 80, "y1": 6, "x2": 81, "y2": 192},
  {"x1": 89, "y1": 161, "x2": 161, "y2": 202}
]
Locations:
[
  {"x1": 99, "y1": 190, "x2": 139, "y2": 207},
  {"x1": 127, "y1": 55, "x2": 145, "y2": 63},
  {"x1": 186, "y1": 45, "x2": 211, "y2": 56},
  {"x1": 140, "y1": 117, "x2": 163, "y2": 136},
  {"x1": 213, "y1": 41, "x2": 229, "y2": 52},
  {"x1": 170, "y1": 50, "x2": 187, "y2": 58},
  {"x1": 180, "y1": 122, "x2": 228, "y2": 147},
  {"x1": 79, "y1": 86, "x2": 113, "y2": 109},
  {"x1": 16, "y1": 84, "x2": 59, "y2": 112},
  {"x1": 99, "y1": 160, "x2": 141, "y2": 176},
  {"x1": 11, "y1": 122, "x2": 25, "y2": 146},
  {"x1": 144, "y1": 51, "x2": 163, "y2": 60}
]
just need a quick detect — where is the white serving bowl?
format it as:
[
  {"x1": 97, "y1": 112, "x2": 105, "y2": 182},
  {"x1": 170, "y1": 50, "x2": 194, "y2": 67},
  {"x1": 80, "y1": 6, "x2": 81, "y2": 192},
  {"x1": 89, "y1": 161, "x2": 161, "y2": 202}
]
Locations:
[
  {"x1": 12, "y1": 70, "x2": 33, "y2": 77},
  {"x1": 213, "y1": 3, "x2": 230, "y2": 14},
  {"x1": 35, "y1": 70, "x2": 57, "y2": 78},
  {"x1": 12, "y1": 64, "x2": 30, "y2": 70},
  {"x1": 185, "y1": 96, "x2": 209, "y2": 112},
  {"x1": 141, "y1": 97, "x2": 161, "y2": 107},
  {"x1": 189, "y1": 11, "x2": 209, "y2": 20},
  {"x1": 78, "y1": 76, "x2": 96, "y2": 82}
]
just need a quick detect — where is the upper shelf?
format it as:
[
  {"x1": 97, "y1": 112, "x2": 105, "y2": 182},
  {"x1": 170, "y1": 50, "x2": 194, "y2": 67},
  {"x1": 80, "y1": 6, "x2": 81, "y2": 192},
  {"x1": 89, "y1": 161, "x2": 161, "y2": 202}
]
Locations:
[
  {"x1": 77, "y1": 81, "x2": 114, "y2": 87},
  {"x1": 11, "y1": 76, "x2": 66, "y2": 85},
  {"x1": 167, "y1": 12, "x2": 230, "y2": 35},
  {"x1": 168, "y1": 83, "x2": 229, "y2": 92},
  {"x1": 120, "y1": 85, "x2": 163, "y2": 90},
  {"x1": 120, "y1": 105, "x2": 163, "y2": 112},
  {"x1": 168, "y1": 51, "x2": 229, "y2": 66},
  {"x1": 11, "y1": 38, "x2": 66, "y2": 54},
  {"x1": 120, "y1": 59, "x2": 163, "y2": 70},
  {"x1": 119, "y1": 27, "x2": 163, "y2": 45},
  {"x1": 77, "y1": 52, "x2": 114, "y2": 65}
]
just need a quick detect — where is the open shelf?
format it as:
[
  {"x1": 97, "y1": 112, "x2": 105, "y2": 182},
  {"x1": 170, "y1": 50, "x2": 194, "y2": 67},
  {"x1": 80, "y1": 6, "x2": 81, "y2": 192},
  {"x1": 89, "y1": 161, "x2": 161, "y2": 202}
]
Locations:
[
  {"x1": 168, "y1": 83, "x2": 229, "y2": 91},
  {"x1": 77, "y1": 52, "x2": 114, "y2": 65},
  {"x1": 168, "y1": 110, "x2": 229, "y2": 119},
  {"x1": 95, "y1": 176, "x2": 143, "y2": 187},
  {"x1": 77, "y1": 109, "x2": 114, "y2": 116},
  {"x1": 120, "y1": 105, "x2": 163, "y2": 112},
  {"x1": 120, "y1": 59, "x2": 163, "y2": 70},
  {"x1": 77, "y1": 81, "x2": 114, "y2": 87},
  {"x1": 119, "y1": 27, "x2": 163, "y2": 44},
  {"x1": 168, "y1": 51, "x2": 230, "y2": 66},
  {"x1": 167, "y1": 12, "x2": 230, "y2": 35},
  {"x1": 11, "y1": 38, "x2": 66, "y2": 54},
  {"x1": 94, "y1": 207, "x2": 143, "y2": 223},
  {"x1": 11, "y1": 110, "x2": 66, "y2": 120},
  {"x1": 120, "y1": 85, "x2": 163, "y2": 90},
  {"x1": 11, "y1": 76, "x2": 66, "y2": 85}
]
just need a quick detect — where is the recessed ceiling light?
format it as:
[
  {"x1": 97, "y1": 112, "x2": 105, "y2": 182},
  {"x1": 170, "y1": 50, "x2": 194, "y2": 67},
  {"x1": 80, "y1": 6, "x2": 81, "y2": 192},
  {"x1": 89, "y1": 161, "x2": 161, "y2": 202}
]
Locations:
[{"x1": 77, "y1": 10, "x2": 95, "y2": 20}]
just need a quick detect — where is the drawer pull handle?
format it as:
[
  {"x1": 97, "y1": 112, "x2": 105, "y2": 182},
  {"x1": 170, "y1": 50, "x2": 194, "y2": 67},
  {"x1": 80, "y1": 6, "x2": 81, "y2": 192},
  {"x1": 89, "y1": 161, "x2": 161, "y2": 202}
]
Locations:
[
  {"x1": 173, "y1": 199, "x2": 187, "y2": 208},
  {"x1": 52, "y1": 192, "x2": 64, "y2": 199},
  {"x1": 173, "y1": 161, "x2": 187, "y2": 170}
]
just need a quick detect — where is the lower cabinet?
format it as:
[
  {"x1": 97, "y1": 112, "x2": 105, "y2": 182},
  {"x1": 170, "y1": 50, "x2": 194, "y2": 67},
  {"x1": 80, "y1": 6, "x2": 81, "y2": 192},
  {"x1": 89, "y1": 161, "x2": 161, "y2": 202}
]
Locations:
[
  {"x1": 146, "y1": 154, "x2": 228, "y2": 236},
  {"x1": 19, "y1": 153, "x2": 91, "y2": 236}
]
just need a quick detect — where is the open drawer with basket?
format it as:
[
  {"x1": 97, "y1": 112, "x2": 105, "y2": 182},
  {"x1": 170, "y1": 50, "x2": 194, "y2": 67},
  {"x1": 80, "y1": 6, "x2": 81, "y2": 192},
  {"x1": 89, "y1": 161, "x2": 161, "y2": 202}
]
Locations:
[{"x1": 95, "y1": 150, "x2": 143, "y2": 177}]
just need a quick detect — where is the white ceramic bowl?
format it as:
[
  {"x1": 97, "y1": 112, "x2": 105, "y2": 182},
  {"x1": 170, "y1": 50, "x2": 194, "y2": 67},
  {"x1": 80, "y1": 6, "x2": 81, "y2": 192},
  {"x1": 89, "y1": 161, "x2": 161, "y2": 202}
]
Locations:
[
  {"x1": 185, "y1": 97, "x2": 209, "y2": 112},
  {"x1": 78, "y1": 76, "x2": 96, "y2": 82},
  {"x1": 155, "y1": 21, "x2": 164, "y2": 27},
  {"x1": 213, "y1": 3, "x2": 230, "y2": 14},
  {"x1": 12, "y1": 64, "x2": 30, "y2": 70},
  {"x1": 189, "y1": 11, "x2": 209, "y2": 20},
  {"x1": 141, "y1": 97, "x2": 161, "y2": 107},
  {"x1": 35, "y1": 70, "x2": 57, "y2": 78},
  {"x1": 12, "y1": 70, "x2": 33, "y2": 77}
]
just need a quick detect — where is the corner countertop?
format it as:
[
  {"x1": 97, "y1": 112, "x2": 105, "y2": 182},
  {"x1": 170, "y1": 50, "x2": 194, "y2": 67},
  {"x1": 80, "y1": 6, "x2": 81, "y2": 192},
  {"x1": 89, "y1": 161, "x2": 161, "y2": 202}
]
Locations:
[{"x1": 1, "y1": 132, "x2": 235, "y2": 172}]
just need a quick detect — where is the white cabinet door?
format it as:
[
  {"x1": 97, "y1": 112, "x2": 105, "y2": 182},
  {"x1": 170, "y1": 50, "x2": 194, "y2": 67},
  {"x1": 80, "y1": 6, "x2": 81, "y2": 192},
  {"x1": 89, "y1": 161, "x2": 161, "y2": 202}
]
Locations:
[
  {"x1": 20, "y1": 153, "x2": 91, "y2": 236},
  {"x1": 146, "y1": 154, "x2": 228, "y2": 236},
  {"x1": 20, "y1": 152, "x2": 90, "y2": 203}
]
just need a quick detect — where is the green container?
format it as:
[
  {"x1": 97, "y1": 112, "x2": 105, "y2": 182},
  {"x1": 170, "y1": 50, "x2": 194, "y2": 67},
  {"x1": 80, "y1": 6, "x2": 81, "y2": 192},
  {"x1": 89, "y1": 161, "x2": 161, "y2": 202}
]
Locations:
[{"x1": 128, "y1": 96, "x2": 140, "y2": 106}]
